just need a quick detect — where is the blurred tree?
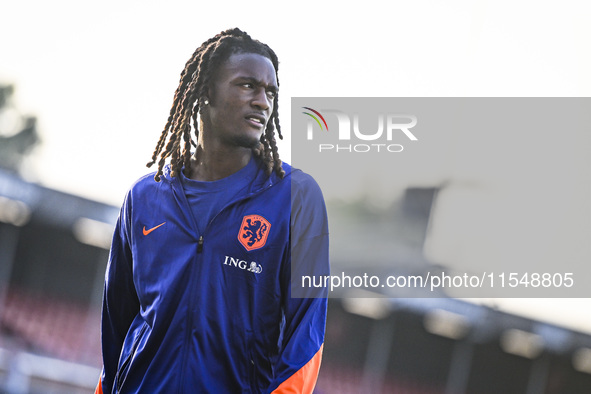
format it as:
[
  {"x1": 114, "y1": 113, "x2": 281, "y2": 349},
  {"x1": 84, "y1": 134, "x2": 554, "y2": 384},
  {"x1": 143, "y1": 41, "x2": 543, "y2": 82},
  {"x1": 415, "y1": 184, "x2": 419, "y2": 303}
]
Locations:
[{"x1": 0, "y1": 84, "x2": 40, "y2": 172}]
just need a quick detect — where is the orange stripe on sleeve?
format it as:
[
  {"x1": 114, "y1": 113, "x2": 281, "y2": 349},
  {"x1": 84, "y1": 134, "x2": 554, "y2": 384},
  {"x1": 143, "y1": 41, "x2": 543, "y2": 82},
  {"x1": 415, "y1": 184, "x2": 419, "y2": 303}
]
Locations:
[
  {"x1": 94, "y1": 378, "x2": 103, "y2": 394},
  {"x1": 272, "y1": 344, "x2": 324, "y2": 394}
]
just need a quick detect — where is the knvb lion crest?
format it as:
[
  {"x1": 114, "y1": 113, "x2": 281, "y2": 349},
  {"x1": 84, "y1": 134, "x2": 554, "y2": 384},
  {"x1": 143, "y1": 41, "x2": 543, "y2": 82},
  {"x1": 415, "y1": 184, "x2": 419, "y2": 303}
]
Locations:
[{"x1": 238, "y1": 214, "x2": 271, "y2": 251}]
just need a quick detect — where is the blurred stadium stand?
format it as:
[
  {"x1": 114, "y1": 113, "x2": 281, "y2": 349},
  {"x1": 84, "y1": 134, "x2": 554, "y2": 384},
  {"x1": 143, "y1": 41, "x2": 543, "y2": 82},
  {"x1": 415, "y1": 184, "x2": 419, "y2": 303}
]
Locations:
[
  {"x1": 1, "y1": 169, "x2": 591, "y2": 393},
  {"x1": 0, "y1": 168, "x2": 115, "y2": 393}
]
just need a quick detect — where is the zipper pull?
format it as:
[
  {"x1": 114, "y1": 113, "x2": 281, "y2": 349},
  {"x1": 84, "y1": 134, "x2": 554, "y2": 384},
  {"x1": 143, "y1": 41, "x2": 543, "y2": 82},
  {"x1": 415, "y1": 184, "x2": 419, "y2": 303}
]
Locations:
[{"x1": 197, "y1": 235, "x2": 204, "y2": 253}]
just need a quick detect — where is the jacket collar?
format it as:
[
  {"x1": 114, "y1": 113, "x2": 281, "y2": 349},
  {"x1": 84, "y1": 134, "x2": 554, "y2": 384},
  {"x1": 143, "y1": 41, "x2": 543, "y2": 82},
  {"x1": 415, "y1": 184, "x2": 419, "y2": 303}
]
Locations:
[{"x1": 161, "y1": 158, "x2": 294, "y2": 194}]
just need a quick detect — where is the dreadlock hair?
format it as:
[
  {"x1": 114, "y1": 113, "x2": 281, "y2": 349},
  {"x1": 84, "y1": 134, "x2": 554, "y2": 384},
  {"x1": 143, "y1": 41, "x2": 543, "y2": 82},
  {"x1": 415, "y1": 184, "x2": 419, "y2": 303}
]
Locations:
[{"x1": 146, "y1": 28, "x2": 285, "y2": 182}]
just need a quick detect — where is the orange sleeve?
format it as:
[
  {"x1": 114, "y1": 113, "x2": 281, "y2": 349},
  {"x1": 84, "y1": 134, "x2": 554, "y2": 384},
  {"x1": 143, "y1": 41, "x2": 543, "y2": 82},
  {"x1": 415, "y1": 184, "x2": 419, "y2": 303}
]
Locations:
[
  {"x1": 271, "y1": 344, "x2": 323, "y2": 394},
  {"x1": 94, "y1": 379, "x2": 103, "y2": 394}
]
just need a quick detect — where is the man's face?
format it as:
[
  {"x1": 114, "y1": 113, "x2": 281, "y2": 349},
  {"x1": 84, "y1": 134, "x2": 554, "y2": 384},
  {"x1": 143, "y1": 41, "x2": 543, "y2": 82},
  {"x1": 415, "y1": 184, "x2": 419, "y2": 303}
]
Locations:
[{"x1": 204, "y1": 52, "x2": 278, "y2": 149}]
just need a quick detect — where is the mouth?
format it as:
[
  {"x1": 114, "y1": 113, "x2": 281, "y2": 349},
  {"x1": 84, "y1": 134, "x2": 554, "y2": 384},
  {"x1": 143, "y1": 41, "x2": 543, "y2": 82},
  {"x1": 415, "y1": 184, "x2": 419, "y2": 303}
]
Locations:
[{"x1": 245, "y1": 114, "x2": 266, "y2": 128}]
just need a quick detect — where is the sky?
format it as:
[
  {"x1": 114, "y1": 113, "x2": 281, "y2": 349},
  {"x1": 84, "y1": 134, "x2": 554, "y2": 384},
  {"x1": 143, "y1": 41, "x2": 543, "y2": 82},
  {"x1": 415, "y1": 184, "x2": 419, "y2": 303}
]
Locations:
[{"x1": 1, "y1": 0, "x2": 591, "y2": 332}]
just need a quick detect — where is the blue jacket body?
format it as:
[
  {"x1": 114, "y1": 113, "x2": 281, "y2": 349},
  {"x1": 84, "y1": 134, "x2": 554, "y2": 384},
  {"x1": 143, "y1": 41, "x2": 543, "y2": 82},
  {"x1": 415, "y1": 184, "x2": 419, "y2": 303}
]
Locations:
[{"x1": 99, "y1": 161, "x2": 329, "y2": 393}]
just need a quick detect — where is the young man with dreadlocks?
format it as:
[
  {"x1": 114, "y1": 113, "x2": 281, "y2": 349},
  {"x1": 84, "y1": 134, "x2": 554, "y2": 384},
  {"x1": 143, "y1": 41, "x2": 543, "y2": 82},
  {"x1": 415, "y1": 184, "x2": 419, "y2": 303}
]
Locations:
[{"x1": 95, "y1": 28, "x2": 329, "y2": 393}]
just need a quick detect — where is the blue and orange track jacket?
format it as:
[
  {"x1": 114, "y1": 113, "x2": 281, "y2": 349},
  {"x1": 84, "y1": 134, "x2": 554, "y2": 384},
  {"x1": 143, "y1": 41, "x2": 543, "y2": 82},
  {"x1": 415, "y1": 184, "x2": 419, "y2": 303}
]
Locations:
[{"x1": 96, "y1": 162, "x2": 329, "y2": 393}]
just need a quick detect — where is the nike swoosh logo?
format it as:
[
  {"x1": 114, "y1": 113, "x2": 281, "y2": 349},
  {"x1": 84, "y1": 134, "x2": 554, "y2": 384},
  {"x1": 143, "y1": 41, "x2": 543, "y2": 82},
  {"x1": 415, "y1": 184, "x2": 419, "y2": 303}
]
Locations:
[{"x1": 143, "y1": 222, "x2": 166, "y2": 236}]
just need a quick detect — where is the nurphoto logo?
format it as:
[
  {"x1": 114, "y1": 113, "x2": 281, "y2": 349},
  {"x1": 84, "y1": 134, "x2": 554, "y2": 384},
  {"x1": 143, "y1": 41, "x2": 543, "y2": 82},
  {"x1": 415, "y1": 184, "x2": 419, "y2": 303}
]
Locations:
[{"x1": 302, "y1": 107, "x2": 418, "y2": 153}]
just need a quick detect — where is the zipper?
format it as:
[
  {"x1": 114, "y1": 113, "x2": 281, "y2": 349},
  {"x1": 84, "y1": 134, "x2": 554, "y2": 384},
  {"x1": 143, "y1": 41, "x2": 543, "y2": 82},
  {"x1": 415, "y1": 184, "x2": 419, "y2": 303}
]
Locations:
[{"x1": 178, "y1": 238, "x2": 199, "y2": 393}]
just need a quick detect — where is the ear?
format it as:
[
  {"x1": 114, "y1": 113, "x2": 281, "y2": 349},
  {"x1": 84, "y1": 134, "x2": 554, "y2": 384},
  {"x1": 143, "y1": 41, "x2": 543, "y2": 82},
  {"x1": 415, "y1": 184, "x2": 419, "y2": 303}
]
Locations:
[
  {"x1": 199, "y1": 85, "x2": 215, "y2": 116},
  {"x1": 198, "y1": 94, "x2": 210, "y2": 115}
]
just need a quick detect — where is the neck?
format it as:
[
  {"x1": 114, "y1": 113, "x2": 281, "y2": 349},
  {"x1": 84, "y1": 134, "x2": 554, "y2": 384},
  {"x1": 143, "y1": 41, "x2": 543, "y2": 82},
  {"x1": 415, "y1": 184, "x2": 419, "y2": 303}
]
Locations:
[{"x1": 188, "y1": 145, "x2": 253, "y2": 181}]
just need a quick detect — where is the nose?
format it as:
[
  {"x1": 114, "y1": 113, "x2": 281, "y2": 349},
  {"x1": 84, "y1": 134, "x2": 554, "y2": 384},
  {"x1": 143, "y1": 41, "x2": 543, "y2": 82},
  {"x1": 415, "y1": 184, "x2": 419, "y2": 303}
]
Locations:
[{"x1": 251, "y1": 88, "x2": 272, "y2": 111}]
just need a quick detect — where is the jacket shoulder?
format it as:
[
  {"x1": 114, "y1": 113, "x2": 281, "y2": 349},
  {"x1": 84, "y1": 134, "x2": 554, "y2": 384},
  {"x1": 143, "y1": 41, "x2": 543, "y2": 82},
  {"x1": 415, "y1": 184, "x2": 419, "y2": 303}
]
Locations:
[
  {"x1": 283, "y1": 163, "x2": 324, "y2": 199},
  {"x1": 128, "y1": 169, "x2": 173, "y2": 194},
  {"x1": 131, "y1": 171, "x2": 158, "y2": 186}
]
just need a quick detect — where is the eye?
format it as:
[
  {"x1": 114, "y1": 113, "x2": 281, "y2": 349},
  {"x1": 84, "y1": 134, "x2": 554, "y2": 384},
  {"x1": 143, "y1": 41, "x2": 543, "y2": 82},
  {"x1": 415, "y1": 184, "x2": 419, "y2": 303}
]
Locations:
[
  {"x1": 241, "y1": 82, "x2": 254, "y2": 89},
  {"x1": 266, "y1": 90, "x2": 277, "y2": 99}
]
